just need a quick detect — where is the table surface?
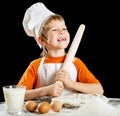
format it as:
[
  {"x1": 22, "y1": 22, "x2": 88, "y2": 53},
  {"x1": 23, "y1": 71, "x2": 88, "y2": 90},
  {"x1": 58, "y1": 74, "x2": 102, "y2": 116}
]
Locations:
[{"x1": 0, "y1": 97, "x2": 120, "y2": 116}]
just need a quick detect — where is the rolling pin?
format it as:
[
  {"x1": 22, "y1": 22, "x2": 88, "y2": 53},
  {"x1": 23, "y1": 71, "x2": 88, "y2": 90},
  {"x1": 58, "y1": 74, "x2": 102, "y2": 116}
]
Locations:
[{"x1": 56, "y1": 24, "x2": 85, "y2": 84}]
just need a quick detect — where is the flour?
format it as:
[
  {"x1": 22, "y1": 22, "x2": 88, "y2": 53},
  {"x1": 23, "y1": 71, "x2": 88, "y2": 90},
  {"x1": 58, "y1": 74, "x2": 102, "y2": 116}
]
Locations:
[
  {"x1": 51, "y1": 93, "x2": 120, "y2": 116},
  {"x1": 79, "y1": 97, "x2": 120, "y2": 116},
  {"x1": 52, "y1": 93, "x2": 109, "y2": 107}
]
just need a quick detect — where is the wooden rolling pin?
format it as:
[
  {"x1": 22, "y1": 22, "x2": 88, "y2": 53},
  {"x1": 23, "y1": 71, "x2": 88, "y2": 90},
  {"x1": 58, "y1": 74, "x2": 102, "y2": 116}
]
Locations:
[
  {"x1": 56, "y1": 24, "x2": 85, "y2": 84},
  {"x1": 61, "y1": 24, "x2": 85, "y2": 70}
]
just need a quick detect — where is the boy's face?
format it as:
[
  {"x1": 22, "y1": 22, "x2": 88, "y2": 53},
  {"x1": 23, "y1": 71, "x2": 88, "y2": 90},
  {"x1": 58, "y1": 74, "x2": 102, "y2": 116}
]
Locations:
[{"x1": 45, "y1": 20, "x2": 70, "y2": 50}]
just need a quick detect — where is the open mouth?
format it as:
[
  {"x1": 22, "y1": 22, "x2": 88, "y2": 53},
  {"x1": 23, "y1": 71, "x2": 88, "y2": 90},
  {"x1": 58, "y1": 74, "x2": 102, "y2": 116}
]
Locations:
[{"x1": 57, "y1": 37, "x2": 66, "y2": 42}]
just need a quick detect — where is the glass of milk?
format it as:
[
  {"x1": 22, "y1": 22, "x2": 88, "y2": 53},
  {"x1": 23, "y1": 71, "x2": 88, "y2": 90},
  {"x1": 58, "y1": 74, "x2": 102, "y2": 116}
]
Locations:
[{"x1": 2, "y1": 85, "x2": 26, "y2": 115}]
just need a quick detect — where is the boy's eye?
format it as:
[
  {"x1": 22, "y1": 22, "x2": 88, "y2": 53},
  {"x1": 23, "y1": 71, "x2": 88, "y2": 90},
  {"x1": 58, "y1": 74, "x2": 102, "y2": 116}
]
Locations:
[
  {"x1": 63, "y1": 28, "x2": 67, "y2": 30},
  {"x1": 51, "y1": 28, "x2": 67, "y2": 32},
  {"x1": 52, "y1": 29, "x2": 57, "y2": 31}
]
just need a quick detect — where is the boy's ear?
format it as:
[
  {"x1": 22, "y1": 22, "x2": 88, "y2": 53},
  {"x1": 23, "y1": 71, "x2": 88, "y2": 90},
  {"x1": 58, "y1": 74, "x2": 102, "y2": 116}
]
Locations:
[
  {"x1": 38, "y1": 37, "x2": 46, "y2": 46},
  {"x1": 38, "y1": 37, "x2": 43, "y2": 45}
]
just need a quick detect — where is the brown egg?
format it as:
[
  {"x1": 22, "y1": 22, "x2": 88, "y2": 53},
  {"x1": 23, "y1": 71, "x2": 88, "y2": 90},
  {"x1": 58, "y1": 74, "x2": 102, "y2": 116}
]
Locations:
[
  {"x1": 51, "y1": 100, "x2": 62, "y2": 112},
  {"x1": 25, "y1": 100, "x2": 38, "y2": 112},
  {"x1": 38, "y1": 101, "x2": 51, "y2": 114}
]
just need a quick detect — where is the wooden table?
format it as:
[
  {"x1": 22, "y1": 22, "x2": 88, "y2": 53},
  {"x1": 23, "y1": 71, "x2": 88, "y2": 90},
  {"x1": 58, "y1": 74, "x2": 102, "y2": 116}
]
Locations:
[{"x1": 0, "y1": 98, "x2": 120, "y2": 116}]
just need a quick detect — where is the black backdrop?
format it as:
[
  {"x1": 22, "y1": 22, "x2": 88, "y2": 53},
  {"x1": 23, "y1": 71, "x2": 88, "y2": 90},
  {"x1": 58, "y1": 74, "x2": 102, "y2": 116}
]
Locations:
[{"x1": 0, "y1": 0, "x2": 119, "y2": 102}]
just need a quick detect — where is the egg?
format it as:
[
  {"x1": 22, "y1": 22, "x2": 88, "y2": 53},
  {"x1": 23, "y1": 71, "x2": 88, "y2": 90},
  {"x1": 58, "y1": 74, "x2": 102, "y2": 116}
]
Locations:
[
  {"x1": 38, "y1": 101, "x2": 51, "y2": 114},
  {"x1": 25, "y1": 100, "x2": 38, "y2": 112},
  {"x1": 51, "y1": 100, "x2": 62, "y2": 112}
]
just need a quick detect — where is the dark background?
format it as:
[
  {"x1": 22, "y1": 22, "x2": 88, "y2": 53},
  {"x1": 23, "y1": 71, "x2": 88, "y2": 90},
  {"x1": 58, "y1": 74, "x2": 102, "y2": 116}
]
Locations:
[{"x1": 0, "y1": 0, "x2": 119, "y2": 102}]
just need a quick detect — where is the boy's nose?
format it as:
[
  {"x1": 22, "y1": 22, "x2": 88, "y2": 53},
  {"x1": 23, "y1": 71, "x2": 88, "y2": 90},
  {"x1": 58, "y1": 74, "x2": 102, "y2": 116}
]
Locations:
[{"x1": 59, "y1": 30, "x2": 63, "y2": 34}]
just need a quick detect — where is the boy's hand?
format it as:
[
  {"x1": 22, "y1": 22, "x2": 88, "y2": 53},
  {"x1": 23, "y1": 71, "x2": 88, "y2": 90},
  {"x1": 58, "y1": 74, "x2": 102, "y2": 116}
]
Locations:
[
  {"x1": 55, "y1": 69, "x2": 73, "y2": 89},
  {"x1": 47, "y1": 81, "x2": 64, "y2": 96}
]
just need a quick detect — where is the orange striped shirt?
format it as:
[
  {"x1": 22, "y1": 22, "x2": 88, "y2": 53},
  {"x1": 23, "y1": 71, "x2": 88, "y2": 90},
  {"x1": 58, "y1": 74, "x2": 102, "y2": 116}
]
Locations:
[{"x1": 17, "y1": 55, "x2": 100, "y2": 90}]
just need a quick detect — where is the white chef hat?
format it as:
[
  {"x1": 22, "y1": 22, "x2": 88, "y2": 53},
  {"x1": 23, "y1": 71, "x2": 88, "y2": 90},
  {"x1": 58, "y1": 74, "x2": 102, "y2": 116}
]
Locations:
[{"x1": 22, "y1": 2, "x2": 55, "y2": 48}]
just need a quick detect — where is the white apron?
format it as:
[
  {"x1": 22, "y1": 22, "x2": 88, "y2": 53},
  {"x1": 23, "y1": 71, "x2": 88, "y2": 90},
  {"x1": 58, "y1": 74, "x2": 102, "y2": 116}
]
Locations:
[{"x1": 37, "y1": 57, "x2": 77, "y2": 96}]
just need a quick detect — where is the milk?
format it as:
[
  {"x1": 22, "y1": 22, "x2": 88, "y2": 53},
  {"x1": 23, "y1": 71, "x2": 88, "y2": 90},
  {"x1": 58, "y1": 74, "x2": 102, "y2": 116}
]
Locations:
[{"x1": 3, "y1": 85, "x2": 26, "y2": 114}]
